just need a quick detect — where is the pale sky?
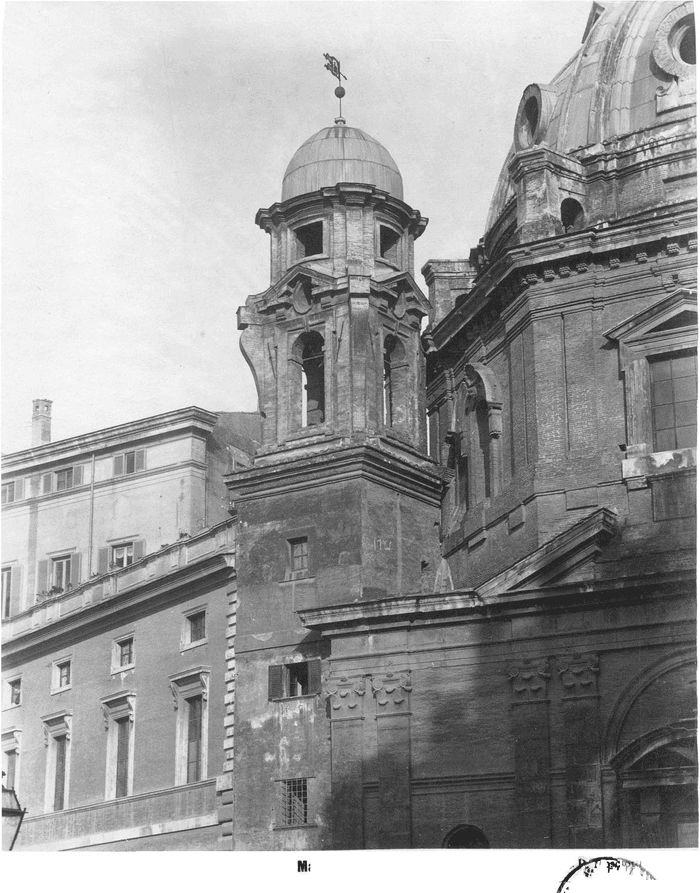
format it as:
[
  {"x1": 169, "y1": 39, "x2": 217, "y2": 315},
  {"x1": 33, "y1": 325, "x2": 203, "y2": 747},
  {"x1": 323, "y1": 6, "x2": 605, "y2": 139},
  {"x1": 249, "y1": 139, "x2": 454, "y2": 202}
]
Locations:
[{"x1": 2, "y1": 0, "x2": 591, "y2": 453}]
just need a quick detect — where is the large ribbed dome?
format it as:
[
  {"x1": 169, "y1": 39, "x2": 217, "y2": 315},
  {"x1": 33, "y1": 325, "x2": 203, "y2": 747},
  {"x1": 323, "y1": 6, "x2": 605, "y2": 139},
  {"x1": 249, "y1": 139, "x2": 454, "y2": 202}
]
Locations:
[
  {"x1": 485, "y1": 1, "x2": 697, "y2": 234},
  {"x1": 282, "y1": 122, "x2": 404, "y2": 202}
]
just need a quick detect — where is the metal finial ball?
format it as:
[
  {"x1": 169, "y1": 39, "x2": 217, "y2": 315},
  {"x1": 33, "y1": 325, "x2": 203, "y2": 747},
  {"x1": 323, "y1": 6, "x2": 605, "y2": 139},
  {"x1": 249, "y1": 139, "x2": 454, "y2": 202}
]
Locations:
[{"x1": 335, "y1": 86, "x2": 346, "y2": 99}]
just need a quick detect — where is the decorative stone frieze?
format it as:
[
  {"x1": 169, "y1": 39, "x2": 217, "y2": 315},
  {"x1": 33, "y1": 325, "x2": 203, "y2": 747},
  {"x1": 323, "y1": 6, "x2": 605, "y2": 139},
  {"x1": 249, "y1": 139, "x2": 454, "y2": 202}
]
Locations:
[
  {"x1": 507, "y1": 658, "x2": 551, "y2": 701},
  {"x1": 556, "y1": 653, "x2": 600, "y2": 697}
]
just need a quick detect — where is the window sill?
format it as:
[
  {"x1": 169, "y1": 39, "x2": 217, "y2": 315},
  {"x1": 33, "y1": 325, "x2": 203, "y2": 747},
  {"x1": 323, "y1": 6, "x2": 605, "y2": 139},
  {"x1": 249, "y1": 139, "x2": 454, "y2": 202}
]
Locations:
[
  {"x1": 180, "y1": 638, "x2": 208, "y2": 653},
  {"x1": 51, "y1": 685, "x2": 72, "y2": 696},
  {"x1": 273, "y1": 824, "x2": 317, "y2": 831},
  {"x1": 110, "y1": 664, "x2": 135, "y2": 676},
  {"x1": 3, "y1": 703, "x2": 21, "y2": 711},
  {"x1": 270, "y1": 693, "x2": 319, "y2": 703},
  {"x1": 622, "y1": 446, "x2": 696, "y2": 480}
]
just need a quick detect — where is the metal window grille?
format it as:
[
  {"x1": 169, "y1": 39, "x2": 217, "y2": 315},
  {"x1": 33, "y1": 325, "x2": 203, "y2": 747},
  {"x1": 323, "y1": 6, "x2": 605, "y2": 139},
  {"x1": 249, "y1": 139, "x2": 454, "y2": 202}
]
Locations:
[
  {"x1": 281, "y1": 778, "x2": 308, "y2": 826},
  {"x1": 53, "y1": 735, "x2": 67, "y2": 811},
  {"x1": 115, "y1": 717, "x2": 130, "y2": 798},
  {"x1": 186, "y1": 695, "x2": 203, "y2": 783},
  {"x1": 58, "y1": 661, "x2": 71, "y2": 688},
  {"x1": 188, "y1": 611, "x2": 206, "y2": 642},
  {"x1": 119, "y1": 639, "x2": 133, "y2": 666},
  {"x1": 290, "y1": 539, "x2": 308, "y2": 573}
]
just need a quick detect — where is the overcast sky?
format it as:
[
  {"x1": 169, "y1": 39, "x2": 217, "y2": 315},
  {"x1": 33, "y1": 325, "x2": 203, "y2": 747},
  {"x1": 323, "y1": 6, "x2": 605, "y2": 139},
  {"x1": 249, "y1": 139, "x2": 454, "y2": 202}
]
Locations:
[{"x1": 2, "y1": 0, "x2": 591, "y2": 453}]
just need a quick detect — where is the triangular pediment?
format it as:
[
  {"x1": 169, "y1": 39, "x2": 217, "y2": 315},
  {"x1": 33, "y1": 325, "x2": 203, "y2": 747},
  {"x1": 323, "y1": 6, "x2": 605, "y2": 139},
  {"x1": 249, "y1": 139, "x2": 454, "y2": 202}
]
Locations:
[
  {"x1": 604, "y1": 289, "x2": 697, "y2": 345},
  {"x1": 476, "y1": 507, "x2": 618, "y2": 601}
]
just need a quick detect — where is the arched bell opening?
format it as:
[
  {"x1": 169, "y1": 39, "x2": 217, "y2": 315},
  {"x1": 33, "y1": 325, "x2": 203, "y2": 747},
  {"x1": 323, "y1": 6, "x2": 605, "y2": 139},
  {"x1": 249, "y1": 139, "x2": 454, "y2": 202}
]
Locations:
[
  {"x1": 290, "y1": 331, "x2": 326, "y2": 431},
  {"x1": 383, "y1": 334, "x2": 408, "y2": 429}
]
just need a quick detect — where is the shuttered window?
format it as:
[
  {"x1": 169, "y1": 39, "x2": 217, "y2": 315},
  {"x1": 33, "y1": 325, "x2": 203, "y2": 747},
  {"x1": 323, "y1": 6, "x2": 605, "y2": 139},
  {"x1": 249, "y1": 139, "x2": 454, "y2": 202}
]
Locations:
[
  {"x1": 1, "y1": 479, "x2": 23, "y2": 504},
  {"x1": 113, "y1": 449, "x2": 146, "y2": 477},
  {"x1": 2, "y1": 568, "x2": 12, "y2": 619},
  {"x1": 268, "y1": 660, "x2": 322, "y2": 700},
  {"x1": 53, "y1": 735, "x2": 67, "y2": 811},
  {"x1": 115, "y1": 717, "x2": 131, "y2": 798},
  {"x1": 186, "y1": 696, "x2": 203, "y2": 784}
]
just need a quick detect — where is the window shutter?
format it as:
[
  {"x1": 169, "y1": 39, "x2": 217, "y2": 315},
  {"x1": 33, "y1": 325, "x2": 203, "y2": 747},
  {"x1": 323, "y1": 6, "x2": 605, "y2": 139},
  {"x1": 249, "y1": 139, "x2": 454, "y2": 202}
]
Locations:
[
  {"x1": 268, "y1": 665, "x2": 285, "y2": 701},
  {"x1": 71, "y1": 553, "x2": 82, "y2": 586},
  {"x1": 134, "y1": 450, "x2": 146, "y2": 472},
  {"x1": 113, "y1": 455, "x2": 124, "y2": 476},
  {"x1": 42, "y1": 473, "x2": 53, "y2": 494},
  {"x1": 308, "y1": 659, "x2": 322, "y2": 695},
  {"x1": 10, "y1": 565, "x2": 22, "y2": 615},
  {"x1": 73, "y1": 465, "x2": 84, "y2": 486},
  {"x1": 36, "y1": 559, "x2": 49, "y2": 595},
  {"x1": 29, "y1": 475, "x2": 41, "y2": 496},
  {"x1": 98, "y1": 548, "x2": 109, "y2": 575},
  {"x1": 14, "y1": 479, "x2": 24, "y2": 500},
  {"x1": 133, "y1": 540, "x2": 145, "y2": 562}
]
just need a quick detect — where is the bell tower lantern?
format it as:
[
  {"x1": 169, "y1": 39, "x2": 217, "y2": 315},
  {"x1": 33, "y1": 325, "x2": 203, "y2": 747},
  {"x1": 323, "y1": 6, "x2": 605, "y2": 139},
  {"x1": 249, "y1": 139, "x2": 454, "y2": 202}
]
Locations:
[{"x1": 238, "y1": 117, "x2": 430, "y2": 455}]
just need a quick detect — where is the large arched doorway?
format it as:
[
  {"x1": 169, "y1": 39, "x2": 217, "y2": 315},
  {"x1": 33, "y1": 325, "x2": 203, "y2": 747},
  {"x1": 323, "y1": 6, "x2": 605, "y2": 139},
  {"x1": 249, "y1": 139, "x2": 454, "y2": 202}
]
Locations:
[{"x1": 442, "y1": 824, "x2": 490, "y2": 848}]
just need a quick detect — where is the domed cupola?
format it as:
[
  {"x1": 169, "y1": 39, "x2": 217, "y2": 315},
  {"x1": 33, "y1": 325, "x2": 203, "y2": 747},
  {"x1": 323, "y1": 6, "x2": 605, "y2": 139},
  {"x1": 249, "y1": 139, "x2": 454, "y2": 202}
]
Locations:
[
  {"x1": 482, "y1": 0, "x2": 697, "y2": 258},
  {"x1": 256, "y1": 116, "x2": 426, "y2": 284},
  {"x1": 282, "y1": 121, "x2": 404, "y2": 202}
]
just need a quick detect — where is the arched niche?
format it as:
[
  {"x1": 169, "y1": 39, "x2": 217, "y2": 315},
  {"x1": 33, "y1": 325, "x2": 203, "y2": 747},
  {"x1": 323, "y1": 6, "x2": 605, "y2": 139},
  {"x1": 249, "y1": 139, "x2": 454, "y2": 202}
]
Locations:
[
  {"x1": 442, "y1": 824, "x2": 490, "y2": 848},
  {"x1": 383, "y1": 334, "x2": 408, "y2": 430}
]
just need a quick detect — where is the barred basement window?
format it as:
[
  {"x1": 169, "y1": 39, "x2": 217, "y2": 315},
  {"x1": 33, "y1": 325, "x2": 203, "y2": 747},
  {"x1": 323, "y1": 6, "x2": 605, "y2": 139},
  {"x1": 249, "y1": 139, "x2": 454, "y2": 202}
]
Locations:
[{"x1": 280, "y1": 778, "x2": 308, "y2": 826}]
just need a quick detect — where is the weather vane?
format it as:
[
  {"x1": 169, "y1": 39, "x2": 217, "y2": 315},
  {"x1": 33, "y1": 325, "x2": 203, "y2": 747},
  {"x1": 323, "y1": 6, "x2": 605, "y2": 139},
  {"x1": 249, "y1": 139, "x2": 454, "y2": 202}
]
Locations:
[{"x1": 323, "y1": 53, "x2": 347, "y2": 121}]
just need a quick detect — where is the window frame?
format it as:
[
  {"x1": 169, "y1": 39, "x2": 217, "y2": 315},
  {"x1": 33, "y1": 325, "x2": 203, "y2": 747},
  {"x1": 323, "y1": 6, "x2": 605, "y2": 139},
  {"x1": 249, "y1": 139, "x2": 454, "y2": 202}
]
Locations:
[
  {"x1": 6, "y1": 675, "x2": 22, "y2": 708},
  {"x1": 2, "y1": 567, "x2": 12, "y2": 619},
  {"x1": 41, "y1": 710, "x2": 72, "y2": 813},
  {"x1": 111, "y1": 542, "x2": 134, "y2": 569},
  {"x1": 1, "y1": 481, "x2": 16, "y2": 506},
  {"x1": 168, "y1": 667, "x2": 210, "y2": 786},
  {"x1": 275, "y1": 777, "x2": 314, "y2": 829},
  {"x1": 51, "y1": 657, "x2": 72, "y2": 694},
  {"x1": 293, "y1": 218, "x2": 326, "y2": 261},
  {"x1": 111, "y1": 633, "x2": 135, "y2": 675},
  {"x1": 268, "y1": 659, "x2": 323, "y2": 701},
  {"x1": 2, "y1": 728, "x2": 22, "y2": 794},
  {"x1": 113, "y1": 449, "x2": 146, "y2": 478},
  {"x1": 181, "y1": 606, "x2": 208, "y2": 651},
  {"x1": 100, "y1": 691, "x2": 136, "y2": 800},
  {"x1": 51, "y1": 554, "x2": 73, "y2": 591}
]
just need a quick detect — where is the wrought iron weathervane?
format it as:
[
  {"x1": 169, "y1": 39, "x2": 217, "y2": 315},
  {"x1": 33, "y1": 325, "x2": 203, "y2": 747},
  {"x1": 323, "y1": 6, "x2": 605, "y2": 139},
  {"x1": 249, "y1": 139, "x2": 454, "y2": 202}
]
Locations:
[{"x1": 323, "y1": 53, "x2": 347, "y2": 120}]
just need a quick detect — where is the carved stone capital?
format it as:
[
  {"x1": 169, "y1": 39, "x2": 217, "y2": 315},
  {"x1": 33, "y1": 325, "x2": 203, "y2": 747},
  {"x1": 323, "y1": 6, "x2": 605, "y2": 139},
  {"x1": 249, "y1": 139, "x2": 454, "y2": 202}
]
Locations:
[
  {"x1": 372, "y1": 671, "x2": 412, "y2": 715},
  {"x1": 507, "y1": 658, "x2": 551, "y2": 701},
  {"x1": 324, "y1": 673, "x2": 367, "y2": 717},
  {"x1": 556, "y1": 652, "x2": 600, "y2": 696}
]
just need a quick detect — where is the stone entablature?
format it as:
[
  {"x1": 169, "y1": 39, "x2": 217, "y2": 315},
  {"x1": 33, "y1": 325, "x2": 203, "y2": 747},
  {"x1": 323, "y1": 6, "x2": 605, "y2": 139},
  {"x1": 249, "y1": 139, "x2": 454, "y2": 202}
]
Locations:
[{"x1": 1, "y1": 519, "x2": 236, "y2": 644}]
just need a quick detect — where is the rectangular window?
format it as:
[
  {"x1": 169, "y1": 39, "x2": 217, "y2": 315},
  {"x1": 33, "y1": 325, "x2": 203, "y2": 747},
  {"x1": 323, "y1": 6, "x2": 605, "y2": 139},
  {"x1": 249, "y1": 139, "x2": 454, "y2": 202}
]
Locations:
[
  {"x1": 295, "y1": 221, "x2": 323, "y2": 258},
  {"x1": 2, "y1": 568, "x2": 11, "y2": 619},
  {"x1": 51, "y1": 555, "x2": 72, "y2": 591},
  {"x1": 188, "y1": 611, "x2": 206, "y2": 644},
  {"x1": 55, "y1": 468, "x2": 73, "y2": 491},
  {"x1": 9, "y1": 679, "x2": 21, "y2": 706},
  {"x1": 113, "y1": 449, "x2": 145, "y2": 477},
  {"x1": 290, "y1": 537, "x2": 309, "y2": 574},
  {"x1": 650, "y1": 351, "x2": 697, "y2": 451},
  {"x1": 119, "y1": 638, "x2": 133, "y2": 667},
  {"x1": 54, "y1": 659, "x2": 71, "y2": 691},
  {"x1": 280, "y1": 778, "x2": 308, "y2": 826},
  {"x1": 186, "y1": 695, "x2": 203, "y2": 784},
  {"x1": 4, "y1": 750, "x2": 18, "y2": 790},
  {"x1": 1, "y1": 482, "x2": 15, "y2": 505},
  {"x1": 53, "y1": 735, "x2": 67, "y2": 811},
  {"x1": 268, "y1": 660, "x2": 322, "y2": 700},
  {"x1": 379, "y1": 225, "x2": 400, "y2": 264},
  {"x1": 115, "y1": 717, "x2": 131, "y2": 798},
  {"x1": 111, "y1": 543, "x2": 134, "y2": 569}
]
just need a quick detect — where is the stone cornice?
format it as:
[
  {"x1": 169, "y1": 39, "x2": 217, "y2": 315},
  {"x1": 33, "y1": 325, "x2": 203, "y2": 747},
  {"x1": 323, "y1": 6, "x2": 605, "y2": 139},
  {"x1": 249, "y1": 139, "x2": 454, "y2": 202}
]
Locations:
[
  {"x1": 429, "y1": 207, "x2": 697, "y2": 352},
  {"x1": 227, "y1": 441, "x2": 443, "y2": 507},
  {"x1": 1, "y1": 407, "x2": 219, "y2": 472},
  {"x1": 298, "y1": 568, "x2": 695, "y2": 636}
]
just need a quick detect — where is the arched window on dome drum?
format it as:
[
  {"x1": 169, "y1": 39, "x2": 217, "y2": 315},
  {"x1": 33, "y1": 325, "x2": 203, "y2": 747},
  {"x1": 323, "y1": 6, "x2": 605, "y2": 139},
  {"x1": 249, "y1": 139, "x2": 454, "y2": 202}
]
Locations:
[
  {"x1": 561, "y1": 198, "x2": 584, "y2": 233},
  {"x1": 383, "y1": 335, "x2": 407, "y2": 429},
  {"x1": 290, "y1": 331, "x2": 325, "y2": 431}
]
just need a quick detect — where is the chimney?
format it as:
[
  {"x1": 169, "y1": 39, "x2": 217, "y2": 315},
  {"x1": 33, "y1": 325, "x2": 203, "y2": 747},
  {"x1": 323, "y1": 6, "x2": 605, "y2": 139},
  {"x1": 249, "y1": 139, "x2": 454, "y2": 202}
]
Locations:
[{"x1": 32, "y1": 399, "x2": 53, "y2": 446}]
